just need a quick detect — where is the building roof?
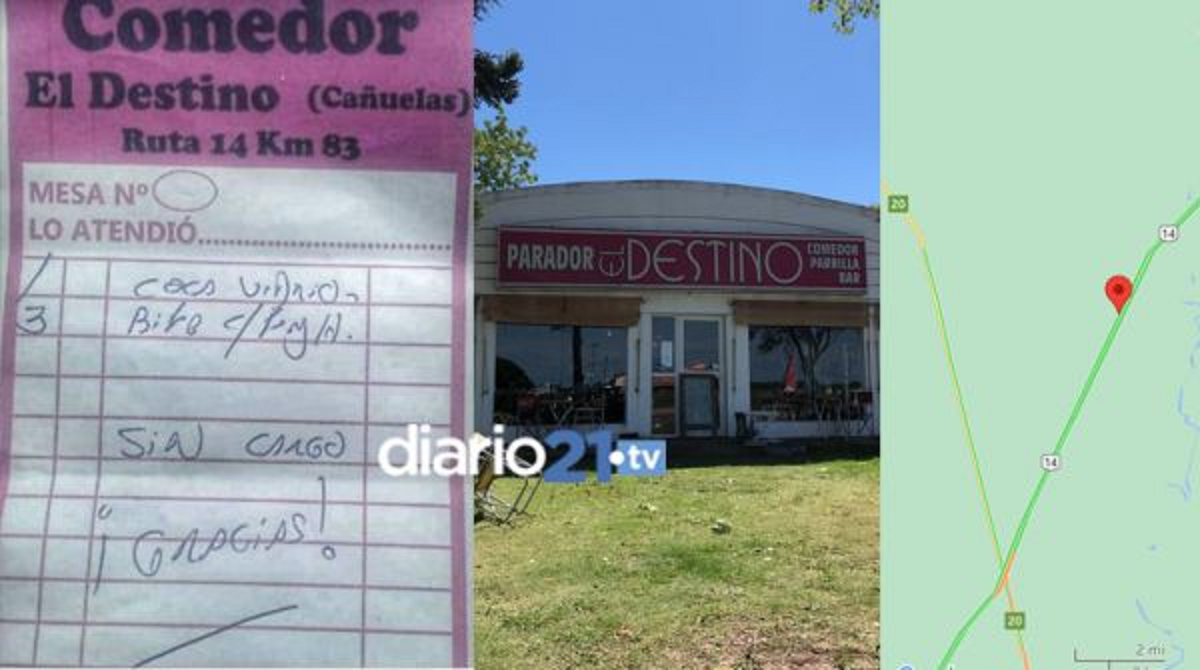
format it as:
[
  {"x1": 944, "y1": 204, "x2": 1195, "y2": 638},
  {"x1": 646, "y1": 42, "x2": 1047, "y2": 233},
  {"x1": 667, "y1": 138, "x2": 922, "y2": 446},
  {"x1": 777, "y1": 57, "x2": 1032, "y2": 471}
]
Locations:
[{"x1": 480, "y1": 179, "x2": 878, "y2": 222}]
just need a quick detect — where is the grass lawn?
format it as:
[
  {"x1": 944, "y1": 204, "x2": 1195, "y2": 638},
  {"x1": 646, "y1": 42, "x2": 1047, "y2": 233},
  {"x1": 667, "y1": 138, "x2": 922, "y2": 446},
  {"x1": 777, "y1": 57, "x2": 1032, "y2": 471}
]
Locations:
[{"x1": 474, "y1": 455, "x2": 879, "y2": 669}]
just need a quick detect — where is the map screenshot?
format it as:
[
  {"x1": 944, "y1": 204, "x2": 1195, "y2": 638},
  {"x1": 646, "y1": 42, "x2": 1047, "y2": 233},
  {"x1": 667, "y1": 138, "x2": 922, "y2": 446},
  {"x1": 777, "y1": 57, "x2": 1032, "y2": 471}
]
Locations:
[{"x1": 883, "y1": 3, "x2": 1200, "y2": 668}]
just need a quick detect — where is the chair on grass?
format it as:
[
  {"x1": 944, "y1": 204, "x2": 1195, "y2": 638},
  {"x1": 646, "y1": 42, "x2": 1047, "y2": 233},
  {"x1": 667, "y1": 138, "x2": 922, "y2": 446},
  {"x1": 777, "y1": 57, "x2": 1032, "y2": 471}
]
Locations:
[{"x1": 474, "y1": 408, "x2": 545, "y2": 525}]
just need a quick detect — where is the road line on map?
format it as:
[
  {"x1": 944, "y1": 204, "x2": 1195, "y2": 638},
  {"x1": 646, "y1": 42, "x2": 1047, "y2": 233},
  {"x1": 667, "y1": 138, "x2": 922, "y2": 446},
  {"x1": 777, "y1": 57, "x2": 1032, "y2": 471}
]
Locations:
[
  {"x1": 935, "y1": 192, "x2": 1200, "y2": 669},
  {"x1": 884, "y1": 182, "x2": 1032, "y2": 670},
  {"x1": 919, "y1": 234, "x2": 1033, "y2": 670}
]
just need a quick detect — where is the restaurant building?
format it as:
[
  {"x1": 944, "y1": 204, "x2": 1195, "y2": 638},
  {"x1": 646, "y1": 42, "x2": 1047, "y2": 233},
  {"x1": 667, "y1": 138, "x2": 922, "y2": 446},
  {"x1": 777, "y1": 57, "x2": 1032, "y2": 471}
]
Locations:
[{"x1": 474, "y1": 181, "x2": 879, "y2": 440}]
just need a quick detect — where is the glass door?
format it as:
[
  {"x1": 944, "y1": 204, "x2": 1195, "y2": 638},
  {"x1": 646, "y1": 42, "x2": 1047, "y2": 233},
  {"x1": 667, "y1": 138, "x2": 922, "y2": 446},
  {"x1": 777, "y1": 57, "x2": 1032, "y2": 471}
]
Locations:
[
  {"x1": 649, "y1": 317, "x2": 723, "y2": 437},
  {"x1": 650, "y1": 317, "x2": 677, "y2": 436},
  {"x1": 680, "y1": 319, "x2": 721, "y2": 435}
]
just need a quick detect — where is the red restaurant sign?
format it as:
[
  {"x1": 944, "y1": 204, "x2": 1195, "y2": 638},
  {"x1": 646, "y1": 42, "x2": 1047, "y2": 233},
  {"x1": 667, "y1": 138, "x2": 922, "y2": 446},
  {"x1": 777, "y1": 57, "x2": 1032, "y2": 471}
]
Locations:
[{"x1": 497, "y1": 228, "x2": 867, "y2": 291}]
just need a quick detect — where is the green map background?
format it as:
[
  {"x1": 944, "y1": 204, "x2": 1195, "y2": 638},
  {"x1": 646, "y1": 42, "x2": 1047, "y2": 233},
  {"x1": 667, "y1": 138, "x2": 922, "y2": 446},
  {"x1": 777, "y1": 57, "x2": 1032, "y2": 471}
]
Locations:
[{"x1": 883, "y1": 3, "x2": 1200, "y2": 667}]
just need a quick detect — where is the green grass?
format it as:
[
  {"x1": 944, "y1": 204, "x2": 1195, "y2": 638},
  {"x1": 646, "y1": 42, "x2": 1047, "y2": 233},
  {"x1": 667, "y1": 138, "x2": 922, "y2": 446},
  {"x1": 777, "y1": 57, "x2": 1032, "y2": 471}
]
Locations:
[{"x1": 474, "y1": 458, "x2": 879, "y2": 669}]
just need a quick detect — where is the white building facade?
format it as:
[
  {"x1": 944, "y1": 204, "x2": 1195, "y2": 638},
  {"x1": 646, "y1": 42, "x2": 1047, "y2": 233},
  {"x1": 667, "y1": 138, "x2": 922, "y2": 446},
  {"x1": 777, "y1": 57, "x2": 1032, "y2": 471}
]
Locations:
[{"x1": 474, "y1": 181, "x2": 879, "y2": 440}]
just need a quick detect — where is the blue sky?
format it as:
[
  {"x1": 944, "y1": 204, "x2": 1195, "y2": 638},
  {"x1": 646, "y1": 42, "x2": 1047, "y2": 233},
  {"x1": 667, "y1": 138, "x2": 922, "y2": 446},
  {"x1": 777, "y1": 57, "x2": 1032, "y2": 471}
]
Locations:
[{"x1": 476, "y1": 1, "x2": 879, "y2": 205}]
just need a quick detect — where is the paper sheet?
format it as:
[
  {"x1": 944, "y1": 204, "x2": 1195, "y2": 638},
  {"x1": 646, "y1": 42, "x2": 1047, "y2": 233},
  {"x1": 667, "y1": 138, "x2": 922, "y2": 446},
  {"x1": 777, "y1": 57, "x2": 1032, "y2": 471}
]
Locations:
[{"x1": 0, "y1": 2, "x2": 473, "y2": 667}]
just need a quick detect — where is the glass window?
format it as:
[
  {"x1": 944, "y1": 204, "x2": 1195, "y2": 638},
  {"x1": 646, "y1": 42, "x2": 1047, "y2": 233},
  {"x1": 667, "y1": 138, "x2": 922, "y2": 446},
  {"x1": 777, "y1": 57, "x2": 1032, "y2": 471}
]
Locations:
[
  {"x1": 683, "y1": 320, "x2": 720, "y2": 372},
  {"x1": 651, "y1": 377, "x2": 676, "y2": 435},
  {"x1": 494, "y1": 323, "x2": 628, "y2": 426},
  {"x1": 681, "y1": 375, "x2": 719, "y2": 432},
  {"x1": 749, "y1": 326, "x2": 867, "y2": 421},
  {"x1": 652, "y1": 316, "x2": 675, "y2": 373}
]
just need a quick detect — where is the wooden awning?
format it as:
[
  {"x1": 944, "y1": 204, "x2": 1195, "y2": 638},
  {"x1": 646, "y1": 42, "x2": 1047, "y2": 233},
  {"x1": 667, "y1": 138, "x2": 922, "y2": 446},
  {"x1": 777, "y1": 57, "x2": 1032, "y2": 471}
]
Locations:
[
  {"x1": 481, "y1": 295, "x2": 642, "y2": 327},
  {"x1": 733, "y1": 300, "x2": 868, "y2": 328}
]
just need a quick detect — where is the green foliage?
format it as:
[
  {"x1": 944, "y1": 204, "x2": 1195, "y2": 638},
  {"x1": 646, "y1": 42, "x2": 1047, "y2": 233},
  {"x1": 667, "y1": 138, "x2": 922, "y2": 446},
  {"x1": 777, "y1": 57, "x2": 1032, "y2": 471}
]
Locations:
[
  {"x1": 473, "y1": 0, "x2": 502, "y2": 20},
  {"x1": 809, "y1": 0, "x2": 879, "y2": 34},
  {"x1": 473, "y1": 0, "x2": 522, "y2": 108},
  {"x1": 474, "y1": 108, "x2": 538, "y2": 217},
  {"x1": 472, "y1": 1, "x2": 538, "y2": 215},
  {"x1": 474, "y1": 49, "x2": 523, "y2": 109}
]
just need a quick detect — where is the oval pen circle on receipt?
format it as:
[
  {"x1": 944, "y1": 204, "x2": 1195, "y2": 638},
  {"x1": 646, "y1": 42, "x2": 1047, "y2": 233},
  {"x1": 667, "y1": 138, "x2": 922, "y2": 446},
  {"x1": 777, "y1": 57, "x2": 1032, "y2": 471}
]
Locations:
[{"x1": 152, "y1": 169, "x2": 219, "y2": 212}]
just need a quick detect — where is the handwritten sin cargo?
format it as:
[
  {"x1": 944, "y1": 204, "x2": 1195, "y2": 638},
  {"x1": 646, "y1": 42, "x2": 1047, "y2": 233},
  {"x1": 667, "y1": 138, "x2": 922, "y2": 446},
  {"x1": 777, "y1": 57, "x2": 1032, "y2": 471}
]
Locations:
[
  {"x1": 0, "y1": 1, "x2": 473, "y2": 668},
  {"x1": 496, "y1": 228, "x2": 868, "y2": 290}
]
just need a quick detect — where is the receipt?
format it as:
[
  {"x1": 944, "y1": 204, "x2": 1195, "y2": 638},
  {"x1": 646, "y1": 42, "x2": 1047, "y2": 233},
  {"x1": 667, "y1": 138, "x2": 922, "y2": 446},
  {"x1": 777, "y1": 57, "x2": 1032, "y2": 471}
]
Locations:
[{"x1": 0, "y1": 1, "x2": 473, "y2": 667}]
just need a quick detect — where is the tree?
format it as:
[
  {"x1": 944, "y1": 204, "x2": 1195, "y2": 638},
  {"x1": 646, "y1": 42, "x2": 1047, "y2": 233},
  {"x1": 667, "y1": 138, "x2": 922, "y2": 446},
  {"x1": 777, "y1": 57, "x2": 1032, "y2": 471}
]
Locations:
[
  {"x1": 755, "y1": 327, "x2": 835, "y2": 397},
  {"x1": 473, "y1": 108, "x2": 538, "y2": 216},
  {"x1": 475, "y1": 50, "x2": 523, "y2": 109},
  {"x1": 473, "y1": 1, "x2": 538, "y2": 216},
  {"x1": 808, "y1": 0, "x2": 879, "y2": 34},
  {"x1": 474, "y1": 0, "x2": 523, "y2": 108}
]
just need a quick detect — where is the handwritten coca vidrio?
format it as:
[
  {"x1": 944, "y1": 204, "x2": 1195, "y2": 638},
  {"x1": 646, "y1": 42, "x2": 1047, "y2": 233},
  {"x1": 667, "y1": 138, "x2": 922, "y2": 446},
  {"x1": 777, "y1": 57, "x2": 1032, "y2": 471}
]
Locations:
[{"x1": 498, "y1": 228, "x2": 867, "y2": 290}]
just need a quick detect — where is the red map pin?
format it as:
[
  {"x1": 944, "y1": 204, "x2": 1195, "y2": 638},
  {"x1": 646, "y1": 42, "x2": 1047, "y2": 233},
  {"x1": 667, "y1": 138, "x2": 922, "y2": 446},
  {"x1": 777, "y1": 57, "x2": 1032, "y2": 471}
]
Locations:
[{"x1": 1105, "y1": 275, "x2": 1133, "y2": 313}]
